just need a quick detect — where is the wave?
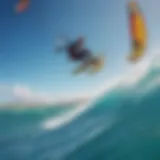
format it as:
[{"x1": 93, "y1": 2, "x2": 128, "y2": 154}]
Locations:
[
  {"x1": 42, "y1": 101, "x2": 92, "y2": 130},
  {"x1": 41, "y1": 53, "x2": 160, "y2": 131},
  {"x1": 63, "y1": 55, "x2": 160, "y2": 160},
  {"x1": 1, "y1": 54, "x2": 160, "y2": 160}
]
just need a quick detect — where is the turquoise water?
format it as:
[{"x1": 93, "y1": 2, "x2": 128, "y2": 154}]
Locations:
[{"x1": 1, "y1": 60, "x2": 160, "y2": 160}]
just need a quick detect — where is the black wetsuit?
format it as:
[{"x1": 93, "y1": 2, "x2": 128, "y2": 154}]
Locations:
[{"x1": 67, "y1": 41, "x2": 92, "y2": 62}]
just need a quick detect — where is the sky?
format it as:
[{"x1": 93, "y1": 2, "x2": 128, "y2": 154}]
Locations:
[{"x1": 0, "y1": 0, "x2": 160, "y2": 103}]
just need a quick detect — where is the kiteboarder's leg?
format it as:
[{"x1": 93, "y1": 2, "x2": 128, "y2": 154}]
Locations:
[
  {"x1": 81, "y1": 49, "x2": 101, "y2": 66},
  {"x1": 78, "y1": 49, "x2": 92, "y2": 62}
]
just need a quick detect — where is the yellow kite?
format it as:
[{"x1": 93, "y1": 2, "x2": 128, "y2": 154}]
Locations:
[{"x1": 128, "y1": 1, "x2": 147, "y2": 62}]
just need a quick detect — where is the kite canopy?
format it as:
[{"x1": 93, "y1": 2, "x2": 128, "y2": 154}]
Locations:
[
  {"x1": 128, "y1": 1, "x2": 147, "y2": 62},
  {"x1": 15, "y1": 0, "x2": 29, "y2": 13}
]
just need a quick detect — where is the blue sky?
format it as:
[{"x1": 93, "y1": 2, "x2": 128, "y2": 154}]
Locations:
[{"x1": 0, "y1": 0, "x2": 159, "y2": 101}]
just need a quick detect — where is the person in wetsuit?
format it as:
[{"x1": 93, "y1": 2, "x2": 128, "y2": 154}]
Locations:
[
  {"x1": 66, "y1": 37, "x2": 93, "y2": 62},
  {"x1": 56, "y1": 36, "x2": 98, "y2": 64}
]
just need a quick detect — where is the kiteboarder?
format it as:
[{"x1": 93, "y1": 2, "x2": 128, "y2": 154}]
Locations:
[
  {"x1": 67, "y1": 37, "x2": 94, "y2": 62},
  {"x1": 56, "y1": 36, "x2": 97, "y2": 64},
  {"x1": 56, "y1": 36, "x2": 105, "y2": 74}
]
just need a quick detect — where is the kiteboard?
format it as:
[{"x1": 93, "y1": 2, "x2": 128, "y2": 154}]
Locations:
[{"x1": 73, "y1": 55, "x2": 105, "y2": 75}]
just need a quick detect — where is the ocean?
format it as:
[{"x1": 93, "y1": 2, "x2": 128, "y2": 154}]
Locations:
[{"x1": 1, "y1": 56, "x2": 160, "y2": 160}]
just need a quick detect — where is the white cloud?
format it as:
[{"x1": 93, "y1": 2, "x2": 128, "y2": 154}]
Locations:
[
  {"x1": 0, "y1": 84, "x2": 92, "y2": 105},
  {"x1": 13, "y1": 85, "x2": 32, "y2": 99},
  {"x1": 0, "y1": 84, "x2": 53, "y2": 104}
]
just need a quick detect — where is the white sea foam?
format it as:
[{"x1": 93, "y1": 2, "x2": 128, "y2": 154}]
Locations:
[
  {"x1": 42, "y1": 52, "x2": 160, "y2": 131},
  {"x1": 42, "y1": 101, "x2": 92, "y2": 130}
]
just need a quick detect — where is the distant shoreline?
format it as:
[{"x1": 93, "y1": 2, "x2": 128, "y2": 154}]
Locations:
[{"x1": 0, "y1": 97, "x2": 90, "y2": 109}]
